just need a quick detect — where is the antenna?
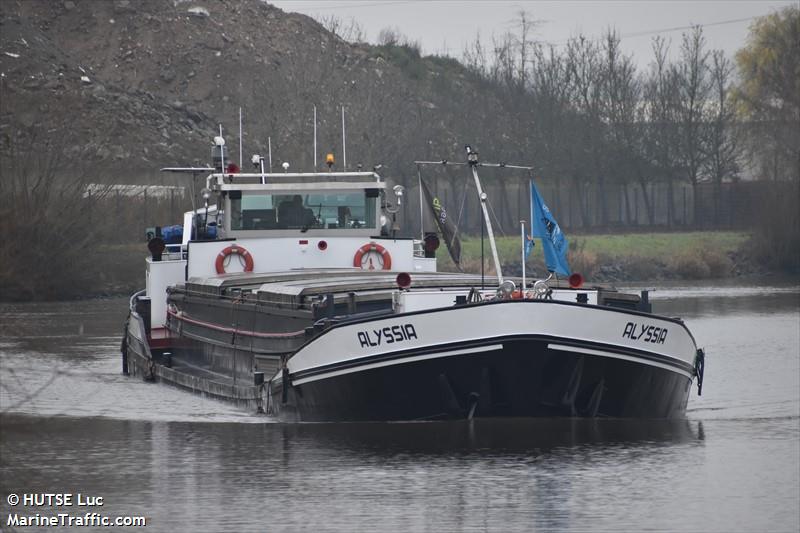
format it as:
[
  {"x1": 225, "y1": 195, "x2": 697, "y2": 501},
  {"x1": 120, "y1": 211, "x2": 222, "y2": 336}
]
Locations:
[
  {"x1": 520, "y1": 220, "x2": 526, "y2": 291},
  {"x1": 238, "y1": 107, "x2": 243, "y2": 167},
  {"x1": 341, "y1": 106, "x2": 347, "y2": 171},
  {"x1": 313, "y1": 105, "x2": 317, "y2": 170},
  {"x1": 418, "y1": 168, "x2": 425, "y2": 241},
  {"x1": 268, "y1": 136, "x2": 273, "y2": 171},
  {"x1": 218, "y1": 124, "x2": 225, "y2": 169}
]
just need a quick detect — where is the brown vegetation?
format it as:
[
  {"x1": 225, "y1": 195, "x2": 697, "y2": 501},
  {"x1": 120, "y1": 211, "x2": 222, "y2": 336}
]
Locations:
[
  {"x1": 0, "y1": 134, "x2": 192, "y2": 300},
  {"x1": 0, "y1": 134, "x2": 107, "y2": 300},
  {"x1": 667, "y1": 248, "x2": 733, "y2": 279}
]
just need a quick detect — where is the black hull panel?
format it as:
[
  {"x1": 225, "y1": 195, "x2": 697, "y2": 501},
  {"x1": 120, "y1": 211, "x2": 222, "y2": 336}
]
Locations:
[
  {"x1": 124, "y1": 311, "x2": 272, "y2": 412},
  {"x1": 273, "y1": 340, "x2": 692, "y2": 421}
]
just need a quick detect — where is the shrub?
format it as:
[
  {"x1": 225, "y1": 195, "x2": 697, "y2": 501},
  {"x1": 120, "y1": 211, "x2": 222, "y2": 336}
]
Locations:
[
  {"x1": 669, "y1": 250, "x2": 711, "y2": 279},
  {"x1": 748, "y1": 182, "x2": 800, "y2": 272},
  {"x1": 0, "y1": 135, "x2": 112, "y2": 300},
  {"x1": 667, "y1": 247, "x2": 732, "y2": 279},
  {"x1": 701, "y1": 249, "x2": 733, "y2": 277}
]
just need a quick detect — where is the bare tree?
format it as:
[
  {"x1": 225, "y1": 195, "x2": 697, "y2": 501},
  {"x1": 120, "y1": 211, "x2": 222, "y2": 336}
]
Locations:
[
  {"x1": 377, "y1": 27, "x2": 402, "y2": 47},
  {"x1": 462, "y1": 30, "x2": 489, "y2": 78},
  {"x1": 508, "y1": 10, "x2": 542, "y2": 90},
  {"x1": 0, "y1": 132, "x2": 113, "y2": 300},
  {"x1": 600, "y1": 30, "x2": 642, "y2": 225},
  {"x1": 641, "y1": 36, "x2": 681, "y2": 225},
  {"x1": 317, "y1": 14, "x2": 366, "y2": 44},
  {"x1": 675, "y1": 26, "x2": 711, "y2": 227},
  {"x1": 529, "y1": 45, "x2": 574, "y2": 191},
  {"x1": 566, "y1": 34, "x2": 603, "y2": 227},
  {"x1": 704, "y1": 50, "x2": 741, "y2": 225}
]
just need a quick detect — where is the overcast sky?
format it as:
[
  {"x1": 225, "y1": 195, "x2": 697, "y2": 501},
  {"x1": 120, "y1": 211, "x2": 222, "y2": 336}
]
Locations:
[{"x1": 269, "y1": 0, "x2": 794, "y2": 69}]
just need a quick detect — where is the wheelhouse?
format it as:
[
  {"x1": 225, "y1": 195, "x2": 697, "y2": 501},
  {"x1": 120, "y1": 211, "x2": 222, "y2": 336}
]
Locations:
[{"x1": 209, "y1": 172, "x2": 386, "y2": 240}]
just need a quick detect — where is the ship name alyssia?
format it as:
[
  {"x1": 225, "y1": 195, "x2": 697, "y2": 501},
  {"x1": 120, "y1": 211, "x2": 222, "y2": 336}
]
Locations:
[
  {"x1": 622, "y1": 322, "x2": 668, "y2": 344},
  {"x1": 357, "y1": 324, "x2": 418, "y2": 348}
]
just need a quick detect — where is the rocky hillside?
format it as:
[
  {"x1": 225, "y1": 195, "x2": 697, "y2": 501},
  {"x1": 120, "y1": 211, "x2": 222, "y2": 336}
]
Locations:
[{"x1": 1, "y1": 0, "x2": 524, "y2": 182}]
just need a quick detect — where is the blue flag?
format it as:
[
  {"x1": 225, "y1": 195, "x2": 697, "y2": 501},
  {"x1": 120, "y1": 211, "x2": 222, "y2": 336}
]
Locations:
[{"x1": 530, "y1": 180, "x2": 570, "y2": 276}]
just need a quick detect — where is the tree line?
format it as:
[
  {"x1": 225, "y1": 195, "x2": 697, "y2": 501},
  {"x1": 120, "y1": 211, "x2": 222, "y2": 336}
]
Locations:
[
  {"x1": 323, "y1": 7, "x2": 798, "y2": 230},
  {"x1": 458, "y1": 8, "x2": 797, "y2": 226},
  {"x1": 322, "y1": 6, "x2": 798, "y2": 269}
]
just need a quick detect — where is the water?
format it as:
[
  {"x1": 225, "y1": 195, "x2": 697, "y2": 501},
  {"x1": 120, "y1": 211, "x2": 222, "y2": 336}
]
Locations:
[{"x1": 1, "y1": 284, "x2": 798, "y2": 532}]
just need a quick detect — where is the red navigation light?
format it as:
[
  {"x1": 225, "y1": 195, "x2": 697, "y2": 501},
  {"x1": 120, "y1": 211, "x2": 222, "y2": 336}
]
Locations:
[
  {"x1": 299, "y1": 239, "x2": 309, "y2": 245},
  {"x1": 226, "y1": 163, "x2": 240, "y2": 174},
  {"x1": 569, "y1": 273, "x2": 584, "y2": 288},
  {"x1": 318, "y1": 240, "x2": 328, "y2": 251},
  {"x1": 396, "y1": 272, "x2": 412, "y2": 289}
]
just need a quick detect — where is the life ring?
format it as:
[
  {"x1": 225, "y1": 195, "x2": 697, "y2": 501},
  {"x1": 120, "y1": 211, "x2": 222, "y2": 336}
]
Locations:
[
  {"x1": 215, "y1": 245, "x2": 254, "y2": 274},
  {"x1": 353, "y1": 242, "x2": 392, "y2": 270}
]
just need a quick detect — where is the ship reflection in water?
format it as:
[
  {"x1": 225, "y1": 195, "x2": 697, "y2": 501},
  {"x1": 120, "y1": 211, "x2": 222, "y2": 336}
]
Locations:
[{"x1": 1, "y1": 415, "x2": 706, "y2": 532}]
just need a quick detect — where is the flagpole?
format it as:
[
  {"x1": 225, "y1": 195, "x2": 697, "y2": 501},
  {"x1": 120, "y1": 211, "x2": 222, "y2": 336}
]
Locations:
[
  {"x1": 418, "y1": 168, "x2": 424, "y2": 241},
  {"x1": 520, "y1": 220, "x2": 526, "y2": 292},
  {"x1": 481, "y1": 211, "x2": 485, "y2": 289},
  {"x1": 530, "y1": 179, "x2": 535, "y2": 278},
  {"x1": 341, "y1": 106, "x2": 347, "y2": 171},
  {"x1": 313, "y1": 105, "x2": 317, "y2": 170},
  {"x1": 529, "y1": 179, "x2": 534, "y2": 245}
]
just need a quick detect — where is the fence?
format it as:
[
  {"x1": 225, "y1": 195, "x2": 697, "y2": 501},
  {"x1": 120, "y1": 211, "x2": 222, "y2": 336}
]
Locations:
[
  {"x1": 398, "y1": 176, "x2": 784, "y2": 237},
  {"x1": 83, "y1": 177, "x2": 786, "y2": 245},
  {"x1": 84, "y1": 185, "x2": 194, "y2": 243}
]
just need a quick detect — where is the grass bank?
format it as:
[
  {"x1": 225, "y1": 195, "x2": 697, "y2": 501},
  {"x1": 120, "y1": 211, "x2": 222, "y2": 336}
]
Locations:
[
  {"x1": 80, "y1": 231, "x2": 760, "y2": 296},
  {"x1": 0, "y1": 231, "x2": 763, "y2": 301},
  {"x1": 438, "y1": 231, "x2": 753, "y2": 281}
]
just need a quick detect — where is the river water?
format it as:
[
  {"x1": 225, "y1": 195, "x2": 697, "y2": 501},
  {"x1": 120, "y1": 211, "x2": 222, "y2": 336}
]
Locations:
[{"x1": 1, "y1": 283, "x2": 798, "y2": 532}]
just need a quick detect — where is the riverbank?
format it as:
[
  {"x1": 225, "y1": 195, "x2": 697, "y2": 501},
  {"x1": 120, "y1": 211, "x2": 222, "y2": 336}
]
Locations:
[
  {"x1": 2, "y1": 230, "x2": 793, "y2": 302},
  {"x1": 438, "y1": 230, "x2": 771, "y2": 283}
]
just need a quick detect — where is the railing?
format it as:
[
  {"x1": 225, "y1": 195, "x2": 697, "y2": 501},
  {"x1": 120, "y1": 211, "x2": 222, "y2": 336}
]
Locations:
[
  {"x1": 129, "y1": 289, "x2": 147, "y2": 313},
  {"x1": 147, "y1": 244, "x2": 185, "y2": 262},
  {"x1": 412, "y1": 239, "x2": 425, "y2": 258}
]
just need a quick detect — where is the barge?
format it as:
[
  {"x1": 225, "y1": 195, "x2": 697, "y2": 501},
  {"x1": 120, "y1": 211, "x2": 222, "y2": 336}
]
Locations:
[{"x1": 123, "y1": 138, "x2": 705, "y2": 421}]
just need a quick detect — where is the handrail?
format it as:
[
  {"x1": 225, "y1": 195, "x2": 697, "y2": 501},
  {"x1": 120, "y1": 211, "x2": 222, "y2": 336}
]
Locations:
[{"x1": 129, "y1": 289, "x2": 146, "y2": 313}]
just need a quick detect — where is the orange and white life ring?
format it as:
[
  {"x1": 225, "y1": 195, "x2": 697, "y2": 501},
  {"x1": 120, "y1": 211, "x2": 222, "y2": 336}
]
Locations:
[
  {"x1": 215, "y1": 245, "x2": 254, "y2": 274},
  {"x1": 353, "y1": 242, "x2": 392, "y2": 270}
]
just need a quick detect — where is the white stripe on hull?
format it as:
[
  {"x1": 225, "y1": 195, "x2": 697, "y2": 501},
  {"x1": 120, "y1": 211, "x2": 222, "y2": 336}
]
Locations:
[
  {"x1": 292, "y1": 344, "x2": 503, "y2": 385},
  {"x1": 547, "y1": 343, "x2": 694, "y2": 379}
]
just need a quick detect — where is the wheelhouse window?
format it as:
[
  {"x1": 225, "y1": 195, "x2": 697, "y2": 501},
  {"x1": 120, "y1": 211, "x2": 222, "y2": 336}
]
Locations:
[{"x1": 229, "y1": 191, "x2": 376, "y2": 230}]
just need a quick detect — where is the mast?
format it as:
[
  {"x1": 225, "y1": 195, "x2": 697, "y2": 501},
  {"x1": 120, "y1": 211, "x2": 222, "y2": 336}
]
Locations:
[
  {"x1": 520, "y1": 220, "x2": 526, "y2": 291},
  {"x1": 341, "y1": 106, "x2": 347, "y2": 171},
  {"x1": 313, "y1": 105, "x2": 317, "y2": 169},
  {"x1": 418, "y1": 167, "x2": 424, "y2": 241},
  {"x1": 268, "y1": 136, "x2": 273, "y2": 171},
  {"x1": 466, "y1": 146, "x2": 503, "y2": 283},
  {"x1": 218, "y1": 124, "x2": 225, "y2": 169}
]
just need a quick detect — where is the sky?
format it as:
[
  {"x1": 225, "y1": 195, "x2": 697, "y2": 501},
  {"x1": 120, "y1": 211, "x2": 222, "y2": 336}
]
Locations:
[{"x1": 269, "y1": 0, "x2": 795, "y2": 69}]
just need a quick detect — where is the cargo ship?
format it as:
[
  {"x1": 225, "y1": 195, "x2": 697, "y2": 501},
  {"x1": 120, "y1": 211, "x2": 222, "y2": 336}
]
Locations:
[{"x1": 123, "y1": 136, "x2": 705, "y2": 421}]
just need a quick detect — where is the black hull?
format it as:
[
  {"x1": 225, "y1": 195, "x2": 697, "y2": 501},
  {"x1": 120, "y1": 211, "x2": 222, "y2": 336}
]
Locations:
[
  {"x1": 272, "y1": 339, "x2": 692, "y2": 422},
  {"x1": 124, "y1": 309, "x2": 272, "y2": 412}
]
